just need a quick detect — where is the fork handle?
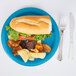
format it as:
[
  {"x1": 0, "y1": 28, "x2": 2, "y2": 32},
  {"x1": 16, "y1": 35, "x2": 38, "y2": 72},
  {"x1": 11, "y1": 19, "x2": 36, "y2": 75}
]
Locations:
[{"x1": 57, "y1": 30, "x2": 64, "y2": 61}]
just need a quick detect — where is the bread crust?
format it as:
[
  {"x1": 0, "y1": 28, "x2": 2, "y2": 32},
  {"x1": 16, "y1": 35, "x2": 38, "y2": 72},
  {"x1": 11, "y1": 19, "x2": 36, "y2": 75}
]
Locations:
[{"x1": 10, "y1": 16, "x2": 52, "y2": 34}]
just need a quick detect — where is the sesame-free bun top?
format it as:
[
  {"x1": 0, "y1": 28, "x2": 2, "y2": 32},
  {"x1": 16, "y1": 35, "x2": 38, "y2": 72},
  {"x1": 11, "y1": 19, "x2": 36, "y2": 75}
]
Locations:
[{"x1": 10, "y1": 16, "x2": 52, "y2": 34}]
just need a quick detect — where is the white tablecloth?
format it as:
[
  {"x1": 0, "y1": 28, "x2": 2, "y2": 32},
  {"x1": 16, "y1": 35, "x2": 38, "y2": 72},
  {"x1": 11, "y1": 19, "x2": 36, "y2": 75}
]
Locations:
[{"x1": 0, "y1": 0, "x2": 76, "y2": 76}]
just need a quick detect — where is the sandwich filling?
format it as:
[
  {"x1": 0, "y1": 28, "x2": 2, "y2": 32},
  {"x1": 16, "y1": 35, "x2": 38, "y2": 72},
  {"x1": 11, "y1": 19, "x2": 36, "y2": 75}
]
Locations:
[{"x1": 6, "y1": 26, "x2": 52, "y2": 41}]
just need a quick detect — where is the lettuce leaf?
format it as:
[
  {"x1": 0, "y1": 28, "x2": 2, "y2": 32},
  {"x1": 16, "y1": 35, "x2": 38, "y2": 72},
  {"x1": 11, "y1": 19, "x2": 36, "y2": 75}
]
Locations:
[
  {"x1": 6, "y1": 26, "x2": 52, "y2": 41},
  {"x1": 33, "y1": 33, "x2": 52, "y2": 40},
  {"x1": 6, "y1": 26, "x2": 19, "y2": 41}
]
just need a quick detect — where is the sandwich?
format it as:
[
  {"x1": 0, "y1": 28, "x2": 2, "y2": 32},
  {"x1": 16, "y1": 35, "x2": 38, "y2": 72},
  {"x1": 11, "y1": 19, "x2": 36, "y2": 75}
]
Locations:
[{"x1": 6, "y1": 16, "x2": 52, "y2": 41}]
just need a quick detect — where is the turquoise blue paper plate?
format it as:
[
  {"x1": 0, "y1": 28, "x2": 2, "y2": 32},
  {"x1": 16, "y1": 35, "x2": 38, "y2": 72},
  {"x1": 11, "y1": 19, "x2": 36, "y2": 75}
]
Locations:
[{"x1": 1, "y1": 7, "x2": 60, "y2": 66}]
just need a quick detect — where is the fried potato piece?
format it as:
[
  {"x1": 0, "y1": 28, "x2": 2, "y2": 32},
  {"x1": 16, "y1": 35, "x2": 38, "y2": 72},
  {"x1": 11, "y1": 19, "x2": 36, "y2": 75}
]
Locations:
[
  {"x1": 29, "y1": 52, "x2": 46, "y2": 59},
  {"x1": 42, "y1": 43, "x2": 51, "y2": 53},
  {"x1": 13, "y1": 46, "x2": 22, "y2": 56},
  {"x1": 26, "y1": 40, "x2": 37, "y2": 50},
  {"x1": 7, "y1": 40, "x2": 21, "y2": 48},
  {"x1": 17, "y1": 49, "x2": 46, "y2": 63},
  {"x1": 35, "y1": 40, "x2": 43, "y2": 52},
  {"x1": 35, "y1": 44, "x2": 43, "y2": 52},
  {"x1": 7, "y1": 41, "x2": 12, "y2": 48},
  {"x1": 20, "y1": 41, "x2": 26, "y2": 49},
  {"x1": 17, "y1": 49, "x2": 29, "y2": 62}
]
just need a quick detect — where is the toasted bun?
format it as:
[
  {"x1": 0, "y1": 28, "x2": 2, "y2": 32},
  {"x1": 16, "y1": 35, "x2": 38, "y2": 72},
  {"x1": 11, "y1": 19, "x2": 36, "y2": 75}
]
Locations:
[{"x1": 10, "y1": 16, "x2": 52, "y2": 34}]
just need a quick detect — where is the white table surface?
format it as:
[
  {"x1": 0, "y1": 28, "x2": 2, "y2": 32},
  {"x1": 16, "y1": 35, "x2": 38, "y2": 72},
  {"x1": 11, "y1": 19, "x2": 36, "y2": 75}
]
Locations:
[{"x1": 0, "y1": 0, "x2": 76, "y2": 76}]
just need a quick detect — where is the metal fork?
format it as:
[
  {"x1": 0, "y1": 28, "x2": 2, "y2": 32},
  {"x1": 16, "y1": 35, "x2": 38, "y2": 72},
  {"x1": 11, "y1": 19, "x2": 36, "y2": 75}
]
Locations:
[{"x1": 57, "y1": 16, "x2": 66, "y2": 61}]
